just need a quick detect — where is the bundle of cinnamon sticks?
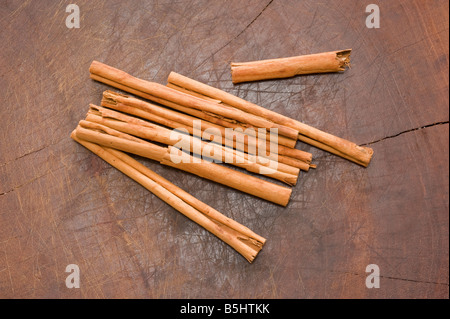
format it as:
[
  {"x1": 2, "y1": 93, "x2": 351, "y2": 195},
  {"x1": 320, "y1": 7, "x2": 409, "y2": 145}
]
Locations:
[
  {"x1": 89, "y1": 55, "x2": 373, "y2": 167},
  {"x1": 71, "y1": 49, "x2": 373, "y2": 262},
  {"x1": 72, "y1": 134, "x2": 266, "y2": 263}
]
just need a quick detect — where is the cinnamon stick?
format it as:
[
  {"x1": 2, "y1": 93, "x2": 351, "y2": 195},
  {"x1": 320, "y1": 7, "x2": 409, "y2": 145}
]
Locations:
[
  {"x1": 85, "y1": 105, "x2": 300, "y2": 185},
  {"x1": 87, "y1": 104, "x2": 301, "y2": 176},
  {"x1": 101, "y1": 90, "x2": 314, "y2": 170},
  {"x1": 71, "y1": 132, "x2": 265, "y2": 263},
  {"x1": 93, "y1": 74, "x2": 296, "y2": 150},
  {"x1": 167, "y1": 71, "x2": 373, "y2": 167},
  {"x1": 90, "y1": 61, "x2": 300, "y2": 140},
  {"x1": 167, "y1": 83, "x2": 297, "y2": 149},
  {"x1": 231, "y1": 49, "x2": 352, "y2": 83},
  {"x1": 75, "y1": 122, "x2": 293, "y2": 206},
  {"x1": 168, "y1": 83, "x2": 299, "y2": 149}
]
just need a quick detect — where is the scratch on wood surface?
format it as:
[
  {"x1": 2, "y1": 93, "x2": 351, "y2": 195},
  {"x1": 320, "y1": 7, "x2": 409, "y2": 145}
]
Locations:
[{"x1": 3, "y1": 248, "x2": 15, "y2": 295}]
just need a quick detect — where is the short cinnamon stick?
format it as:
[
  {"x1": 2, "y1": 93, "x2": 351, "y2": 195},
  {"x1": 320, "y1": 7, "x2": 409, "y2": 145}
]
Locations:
[
  {"x1": 71, "y1": 132, "x2": 265, "y2": 263},
  {"x1": 231, "y1": 49, "x2": 352, "y2": 83}
]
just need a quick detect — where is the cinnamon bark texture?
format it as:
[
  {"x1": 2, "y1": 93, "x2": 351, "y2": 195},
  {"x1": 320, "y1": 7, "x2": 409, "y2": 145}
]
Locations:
[
  {"x1": 90, "y1": 61, "x2": 372, "y2": 167},
  {"x1": 101, "y1": 90, "x2": 314, "y2": 171},
  {"x1": 71, "y1": 133, "x2": 265, "y2": 263},
  {"x1": 85, "y1": 105, "x2": 300, "y2": 185},
  {"x1": 90, "y1": 61, "x2": 300, "y2": 140},
  {"x1": 167, "y1": 71, "x2": 373, "y2": 167},
  {"x1": 231, "y1": 49, "x2": 352, "y2": 83},
  {"x1": 74, "y1": 122, "x2": 292, "y2": 206}
]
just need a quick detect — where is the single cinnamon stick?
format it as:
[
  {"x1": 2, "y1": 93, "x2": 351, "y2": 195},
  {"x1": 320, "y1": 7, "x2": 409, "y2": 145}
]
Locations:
[
  {"x1": 101, "y1": 90, "x2": 314, "y2": 170},
  {"x1": 85, "y1": 105, "x2": 300, "y2": 185},
  {"x1": 71, "y1": 132, "x2": 265, "y2": 262},
  {"x1": 90, "y1": 61, "x2": 300, "y2": 140},
  {"x1": 75, "y1": 123, "x2": 292, "y2": 206},
  {"x1": 167, "y1": 71, "x2": 373, "y2": 167},
  {"x1": 231, "y1": 49, "x2": 352, "y2": 83}
]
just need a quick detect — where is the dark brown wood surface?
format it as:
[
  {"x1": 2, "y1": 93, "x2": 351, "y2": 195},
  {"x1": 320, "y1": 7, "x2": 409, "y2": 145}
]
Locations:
[{"x1": 0, "y1": 0, "x2": 448, "y2": 298}]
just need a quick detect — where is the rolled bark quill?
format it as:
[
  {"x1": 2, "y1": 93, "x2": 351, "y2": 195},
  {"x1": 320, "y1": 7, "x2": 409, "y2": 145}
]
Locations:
[
  {"x1": 71, "y1": 133, "x2": 265, "y2": 263},
  {"x1": 89, "y1": 61, "x2": 300, "y2": 140},
  {"x1": 74, "y1": 122, "x2": 292, "y2": 206},
  {"x1": 101, "y1": 90, "x2": 314, "y2": 171},
  {"x1": 85, "y1": 105, "x2": 300, "y2": 185},
  {"x1": 167, "y1": 71, "x2": 374, "y2": 167},
  {"x1": 230, "y1": 49, "x2": 352, "y2": 83},
  {"x1": 148, "y1": 86, "x2": 298, "y2": 149}
]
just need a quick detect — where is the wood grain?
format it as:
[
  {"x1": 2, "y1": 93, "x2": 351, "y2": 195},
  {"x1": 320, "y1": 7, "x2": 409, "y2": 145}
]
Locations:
[{"x1": 0, "y1": 0, "x2": 448, "y2": 298}]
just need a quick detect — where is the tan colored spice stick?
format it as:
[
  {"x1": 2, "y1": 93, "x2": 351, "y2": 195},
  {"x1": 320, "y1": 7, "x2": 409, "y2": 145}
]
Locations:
[
  {"x1": 85, "y1": 108, "x2": 300, "y2": 186},
  {"x1": 76, "y1": 123, "x2": 167, "y2": 161},
  {"x1": 101, "y1": 90, "x2": 313, "y2": 169},
  {"x1": 105, "y1": 147, "x2": 266, "y2": 245},
  {"x1": 87, "y1": 105, "x2": 300, "y2": 177},
  {"x1": 71, "y1": 133, "x2": 265, "y2": 262},
  {"x1": 91, "y1": 74, "x2": 299, "y2": 154},
  {"x1": 101, "y1": 91, "x2": 264, "y2": 153},
  {"x1": 89, "y1": 61, "x2": 300, "y2": 140},
  {"x1": 167, "y1": 71, "x2": 373, "y2": 167},
  {"x1": 297, "y1": 134, "x2": 367, "y2": 167},
  {"x1": 166, "y1": 82, "x2": 298, "y2": 149},
  {"x1": 162, "y1": 146, "x2": 292, "y2": 206},
  {"x1": 100, "y1": 97, "x2": 312, "y2": 171},
  {"x1": 127, "y1": 93, "x2": 312, "y2": 163},
  {"x1": 231, "y1": 49, "x2": 352, "y2": 83},
  {"x1": 75, "y1": 123, "x2": 292, "y2": 206}
]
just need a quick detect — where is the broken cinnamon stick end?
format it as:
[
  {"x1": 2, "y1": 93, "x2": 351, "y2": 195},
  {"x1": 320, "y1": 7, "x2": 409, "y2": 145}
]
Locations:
[
  {"x1": 283, "y1": 174, "x2": 299, "y2": 186},
  {"x1": 238, "y1": 236, "x2": 266, "y2": 263},
  {"x1": 336, "y1": 49, "x2": 352, "y2": 71},
  {"x1": 247, "y1": 249, "x2": 264, "y2": 264}
]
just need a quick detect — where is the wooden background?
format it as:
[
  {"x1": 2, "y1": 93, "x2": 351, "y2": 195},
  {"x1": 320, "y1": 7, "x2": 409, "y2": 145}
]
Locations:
[{"x1": 0, "y1": 0, "x2": 448, "y2": 299}]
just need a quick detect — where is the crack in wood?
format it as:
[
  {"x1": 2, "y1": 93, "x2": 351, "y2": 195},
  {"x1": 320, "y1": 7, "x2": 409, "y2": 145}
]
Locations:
[
  {"x1": 233, "y1": 0, "x2": 274, "y2": 41},
  {"x1": 191, "y1": 0, "x2": 274, "y2": 74},
  {"x1": 300, "y1": 267, "x2": 449, "y2": 287},
  {"x1": 379, "y1": 275, "x2": 449, "y2": 286},
  {"x1": 0, "y1": 138, "x2": 66, "y2": 168},
  {"x1": 360, "y1": 121, "x2": 449, "y2": 147},
  {"x1": 0, "y1": 189, "x2": 13, "y2": 196}
]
